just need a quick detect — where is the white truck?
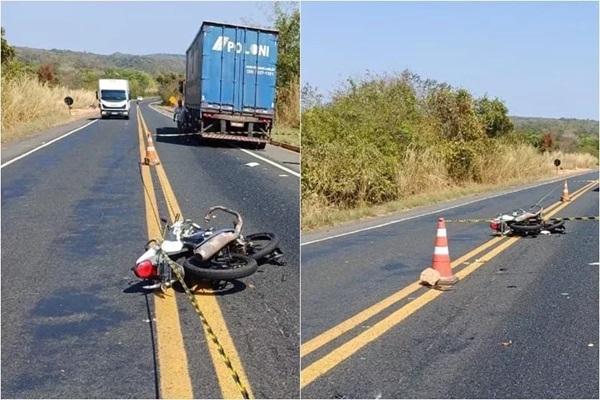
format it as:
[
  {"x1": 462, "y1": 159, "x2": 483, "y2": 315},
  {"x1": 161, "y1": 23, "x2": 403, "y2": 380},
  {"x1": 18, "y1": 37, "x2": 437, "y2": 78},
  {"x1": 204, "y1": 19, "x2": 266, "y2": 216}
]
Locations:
[{"x1": 97, "y1": 79, "x2": 130, "y2": 119}]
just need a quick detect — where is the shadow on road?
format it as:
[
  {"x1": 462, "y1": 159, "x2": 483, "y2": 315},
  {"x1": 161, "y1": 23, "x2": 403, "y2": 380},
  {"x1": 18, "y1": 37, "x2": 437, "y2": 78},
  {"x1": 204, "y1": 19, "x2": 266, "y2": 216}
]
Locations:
[
  {"x1": 154, "y1": 126, "x2": 265, "y2": 150},
  {"x1": 124, "y1": 277, "x2": 248, "y2": 296},
  {"x1": 178, "y1": 278, "x2": 248, "y2": 296},
  {"x1": 123, "y1": 281, "x2": 152, "y2": 294}
]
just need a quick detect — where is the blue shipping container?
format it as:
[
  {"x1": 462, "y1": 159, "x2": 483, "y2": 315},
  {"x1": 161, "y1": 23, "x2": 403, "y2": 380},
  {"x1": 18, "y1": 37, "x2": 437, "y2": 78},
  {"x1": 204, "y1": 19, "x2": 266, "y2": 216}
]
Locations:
[{"x1": 185, "y1": 21, "x2": 278, "y2": 116}]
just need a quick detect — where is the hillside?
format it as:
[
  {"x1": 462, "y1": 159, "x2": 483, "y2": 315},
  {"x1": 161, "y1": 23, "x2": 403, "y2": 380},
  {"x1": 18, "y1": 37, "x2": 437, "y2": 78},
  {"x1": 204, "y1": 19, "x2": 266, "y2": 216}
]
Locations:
[
  {"x1": 15, "y1": 46, "x2": 185, "y2": 76},
  {"x1": 510, "y1": 116, "x2": 598, "y2": 138}
]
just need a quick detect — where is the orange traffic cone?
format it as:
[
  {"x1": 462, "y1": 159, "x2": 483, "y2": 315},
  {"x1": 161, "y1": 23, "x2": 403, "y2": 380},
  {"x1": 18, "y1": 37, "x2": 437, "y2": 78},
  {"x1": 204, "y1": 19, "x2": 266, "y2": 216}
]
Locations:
[
  {"x1": 431, "y1": 217, "x2": 458, "y2": 285},
  {"x1": 561, "y1": 180, "x2": 570, "y2": 202},
  {"x1": 142, "y1": 131, "x2": 160, "y2": 166},
  {"x1": 143, "y1": 143, "x2": 160, "y2": 166}
]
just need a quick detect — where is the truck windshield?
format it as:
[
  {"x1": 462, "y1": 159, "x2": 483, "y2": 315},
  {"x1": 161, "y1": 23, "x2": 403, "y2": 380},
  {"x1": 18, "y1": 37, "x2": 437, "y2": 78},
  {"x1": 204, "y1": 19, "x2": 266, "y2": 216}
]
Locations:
[{"x1": 101, "y1": 90, "x2": 127, "y2": 101}]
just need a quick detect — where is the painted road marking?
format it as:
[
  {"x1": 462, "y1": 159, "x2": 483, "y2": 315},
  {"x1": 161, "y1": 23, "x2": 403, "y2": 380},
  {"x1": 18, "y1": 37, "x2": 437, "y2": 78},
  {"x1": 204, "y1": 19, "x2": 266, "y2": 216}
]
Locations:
[
  {"x1": 300, "y1": 192, "x2": 573, "y2": 358},
  {"x1": 300, "y1": 181, "x2": 597, "y2": 388},
  {"x1": 1, "y1": 119, "x2": 98, "y2": 168},
  {"x1": 139, "y1": 109, "x2": 254, "y2": 399},
  {"x1": 245, "y1": 162, "x2": 260, "y2": 168},
  {"x1": 302, "y1": 172, "x2": 596, "y2": 246},
  {"x1": 300, "y1": 236, "x2": 506, "y2": 358},
  {"x1": 146, "y1": 101, "x2": 301, "y2": 178},
  {"x1": 136, "y1": 109, "x2": 194, "y2": 399},
  {"x1": 236, "y1": 147, "x2": 300, "y2": 177}
]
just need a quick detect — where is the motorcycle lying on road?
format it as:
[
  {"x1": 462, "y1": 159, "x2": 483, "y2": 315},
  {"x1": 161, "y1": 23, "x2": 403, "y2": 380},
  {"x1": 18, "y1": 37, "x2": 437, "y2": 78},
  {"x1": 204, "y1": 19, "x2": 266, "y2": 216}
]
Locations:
[
  {"x1": 133, "y1": 206, "x2": 283, "y2": 290},
  {"x1": 489, "y1": 205, "x2": 565, "y2": 236}
]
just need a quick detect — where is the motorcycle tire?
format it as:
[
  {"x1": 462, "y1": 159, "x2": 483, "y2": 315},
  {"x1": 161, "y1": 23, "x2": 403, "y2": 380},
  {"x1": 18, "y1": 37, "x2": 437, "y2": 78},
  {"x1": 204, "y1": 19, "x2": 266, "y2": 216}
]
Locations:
[
  {"x1": 183, "y1": 253, "x2": 258, "y2": 280},
  {"x1": 244, "y1": 232, "x2": 280, "y2": 260},
  {"x1": 543, "y1": 220, "x2": 566, "y2": 233},
  {"x1": 510, "y1": 222, "x2": 544, "y2": 235}
]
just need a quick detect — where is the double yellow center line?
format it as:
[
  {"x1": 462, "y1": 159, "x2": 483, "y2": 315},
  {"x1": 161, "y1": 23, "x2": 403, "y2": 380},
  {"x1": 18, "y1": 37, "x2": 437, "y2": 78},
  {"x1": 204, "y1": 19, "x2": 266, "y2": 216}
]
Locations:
[
  {"x1": 136, "y1": 107, "x2": 253, "y2": 399},
  {"x1": 300, "y1": 180, "x2": 597, "y2": 388}
]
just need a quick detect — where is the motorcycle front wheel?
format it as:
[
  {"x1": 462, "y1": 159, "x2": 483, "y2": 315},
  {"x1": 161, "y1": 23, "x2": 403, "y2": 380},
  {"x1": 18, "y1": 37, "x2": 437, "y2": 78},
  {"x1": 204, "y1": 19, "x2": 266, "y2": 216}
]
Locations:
[{"x1": 183, "y1": 253, "x2": 258, "y2": 280}]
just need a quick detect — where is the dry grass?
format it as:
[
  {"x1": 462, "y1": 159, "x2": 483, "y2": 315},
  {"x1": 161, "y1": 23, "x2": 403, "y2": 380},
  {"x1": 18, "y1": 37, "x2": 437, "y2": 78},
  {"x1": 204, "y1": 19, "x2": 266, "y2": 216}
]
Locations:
[
  {"x1": 272, "y1": 126, "x2": 299, "y2": 147},
  {"x1": 276, "y1": 78, "x2": 300, "y2": 128},
  {"x1": 1, "y1": 75, "x2": 97, "y2": 142},
  {"x1": 302, "y1": 145, "x2": 597, "y2": 231}
]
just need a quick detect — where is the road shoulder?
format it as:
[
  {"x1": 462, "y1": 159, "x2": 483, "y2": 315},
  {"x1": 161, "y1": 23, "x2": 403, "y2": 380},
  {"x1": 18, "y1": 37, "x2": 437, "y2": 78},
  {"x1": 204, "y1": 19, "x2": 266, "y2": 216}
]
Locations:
[
  {"x1": 1, "y1": 115, "x2": 98, "y2": 164},
  {"x1": 302, "y1": 170, "x2": 597, "y2": 244}
]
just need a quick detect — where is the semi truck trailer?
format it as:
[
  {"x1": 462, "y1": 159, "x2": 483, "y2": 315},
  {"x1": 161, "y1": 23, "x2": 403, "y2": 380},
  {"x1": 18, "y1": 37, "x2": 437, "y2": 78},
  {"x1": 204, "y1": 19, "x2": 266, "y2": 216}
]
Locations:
[
  {"x1": 182, "y1": 21, "x2": 278, "y2": 149},
  {"x1": 97, "y1": 79, "x2": 130, "y2": 119}
]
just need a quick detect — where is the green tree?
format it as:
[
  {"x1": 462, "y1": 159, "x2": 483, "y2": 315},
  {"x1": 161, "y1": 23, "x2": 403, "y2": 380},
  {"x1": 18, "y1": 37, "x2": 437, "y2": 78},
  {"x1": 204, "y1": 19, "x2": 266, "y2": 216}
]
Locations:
[
  {"x1": 475, "y1": 97, "x2": 513, "y2": 137},
  {"x1": 103, "y1": 68, "x2": 153, "y2": 98},
  {"x1": 1, "y1": 27, "x2": 15, "y2": 66},
  {"x1": 156, "y1": 72, "x2": 183, "y2": 105},
  {"x1": 273, "y1": 3, "x2": 299, "y2": 90},
  {"x1": 1, "y1": 27, "x2": 35, "y2": 80}
]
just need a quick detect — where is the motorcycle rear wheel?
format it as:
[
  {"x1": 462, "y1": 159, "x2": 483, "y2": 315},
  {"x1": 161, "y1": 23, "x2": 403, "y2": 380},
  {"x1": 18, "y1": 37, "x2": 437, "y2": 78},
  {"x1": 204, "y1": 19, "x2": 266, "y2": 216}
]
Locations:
[
  {"x1": 183, "y1": 253, "x2": 258, "y2": 280},
  {"x1": 244, "y1": 232, "x2": 280, "y2": 260},
  {"x1": 510, "y1": 222, "x2": 544, "y2": 235}
]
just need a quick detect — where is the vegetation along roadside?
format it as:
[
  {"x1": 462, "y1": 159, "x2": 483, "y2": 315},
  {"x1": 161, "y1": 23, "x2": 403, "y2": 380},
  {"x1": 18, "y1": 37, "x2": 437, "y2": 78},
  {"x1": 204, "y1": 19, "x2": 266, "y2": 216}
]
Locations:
[{"x1": 301, "y1": 71, "x2": 598, "y2": 231}]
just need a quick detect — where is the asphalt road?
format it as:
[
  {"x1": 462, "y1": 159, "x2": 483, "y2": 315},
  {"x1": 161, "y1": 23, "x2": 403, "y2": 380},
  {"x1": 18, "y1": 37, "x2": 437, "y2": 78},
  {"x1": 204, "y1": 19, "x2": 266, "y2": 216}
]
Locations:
[
  {"x1": 1, "y1": 100, "x2": 299, "y2": 398},
  {"x1": 142, "y1": 100, "x2": 300, "y2": 398},
  {"x1": 301, "y1": 171, "x2": 599, "y2": 399}
]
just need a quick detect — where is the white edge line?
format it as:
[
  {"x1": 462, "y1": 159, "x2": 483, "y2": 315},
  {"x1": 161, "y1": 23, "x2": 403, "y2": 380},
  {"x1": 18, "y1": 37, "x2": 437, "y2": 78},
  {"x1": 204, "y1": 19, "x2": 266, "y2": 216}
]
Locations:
[
  {"x1": 147, "y1": 101, "x2": 301, "y2": 178},
  {"x1": 301, "y1": 171, "x2": 596, "y2": 247},
  {"x1": 236, "y1": 147, "x2": 300, "y2": 177},
  {"x1": 148, "y1": 101, "x2": 173, "y2": 119},
  {"x1": 1, "y1": 119, "x2": 98, "y2": 169}
]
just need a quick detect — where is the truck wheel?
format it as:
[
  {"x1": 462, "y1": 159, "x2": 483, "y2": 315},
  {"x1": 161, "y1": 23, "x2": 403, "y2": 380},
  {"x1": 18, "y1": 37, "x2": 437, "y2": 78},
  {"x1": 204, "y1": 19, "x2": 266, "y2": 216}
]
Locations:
[{"x1": 255, "y1": 142, "x2": 266, "y2": 150}]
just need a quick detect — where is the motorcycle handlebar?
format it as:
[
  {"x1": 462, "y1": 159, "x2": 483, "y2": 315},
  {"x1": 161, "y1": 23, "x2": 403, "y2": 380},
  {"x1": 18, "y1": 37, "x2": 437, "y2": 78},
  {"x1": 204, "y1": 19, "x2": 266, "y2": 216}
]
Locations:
[{"x1": 204, "y1": 206, "x2": 243, "y2": 236}]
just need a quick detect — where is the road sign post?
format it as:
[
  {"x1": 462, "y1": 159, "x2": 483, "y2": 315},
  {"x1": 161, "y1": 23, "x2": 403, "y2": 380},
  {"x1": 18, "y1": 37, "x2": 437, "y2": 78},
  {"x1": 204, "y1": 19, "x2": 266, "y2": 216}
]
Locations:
[{"x1": 64, "y1": 96, "x2": 73, "y2": 115}]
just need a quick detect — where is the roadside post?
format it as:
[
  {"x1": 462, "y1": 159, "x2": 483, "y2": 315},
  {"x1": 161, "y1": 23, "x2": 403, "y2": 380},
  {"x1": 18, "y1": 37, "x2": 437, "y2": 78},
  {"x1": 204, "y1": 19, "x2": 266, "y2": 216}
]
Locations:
[
  {"x1": 64, "y1": 96, "x2": 73, "y2": 115},
  {"x1": 554, "y1": 158, "x2": 561, "y2": 174}
]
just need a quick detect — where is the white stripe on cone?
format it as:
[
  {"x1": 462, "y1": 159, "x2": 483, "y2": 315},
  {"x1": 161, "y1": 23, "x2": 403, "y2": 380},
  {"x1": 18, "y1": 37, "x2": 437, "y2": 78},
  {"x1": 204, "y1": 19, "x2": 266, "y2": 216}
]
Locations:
[
  {"x1": 436, "y1": 228, "x2": 447, "y2": 237},
  {"x1": 434, "y1": 246, "x2": 449, "y2": 255}
]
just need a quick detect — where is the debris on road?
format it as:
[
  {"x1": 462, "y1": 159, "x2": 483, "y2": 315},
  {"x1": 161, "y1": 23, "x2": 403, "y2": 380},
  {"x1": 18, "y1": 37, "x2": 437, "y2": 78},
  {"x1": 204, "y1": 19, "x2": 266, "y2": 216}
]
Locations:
[
  {"x1": 501, "y1": 340, "x2": 513, "y2": 347},
  {"x1": 419, "y1": 267, "x2": 440, "y2": 286}
]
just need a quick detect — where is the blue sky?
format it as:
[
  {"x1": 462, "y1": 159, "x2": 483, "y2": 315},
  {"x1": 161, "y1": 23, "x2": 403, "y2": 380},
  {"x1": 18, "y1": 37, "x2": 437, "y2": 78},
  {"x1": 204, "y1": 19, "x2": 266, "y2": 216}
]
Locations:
[
  {"x1": 1, "y1": 1, "x2": 281, "y2": 55},
  {"x1": 302, "y1": 1, "x2": 599, "y2": 119}
]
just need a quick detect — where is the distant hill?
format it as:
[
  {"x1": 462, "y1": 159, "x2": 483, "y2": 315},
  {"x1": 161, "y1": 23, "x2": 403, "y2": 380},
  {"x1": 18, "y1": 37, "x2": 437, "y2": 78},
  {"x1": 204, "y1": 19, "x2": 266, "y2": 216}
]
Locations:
[
  {"x1": 14, "y1": 46, "x2": 186, "y2": 76},
  {"x1": 510, "y1": 116, "x2": 598, "y2": 138},
  {"x1": 510, "y1": 116, "x2": 599, "y2": 157}
]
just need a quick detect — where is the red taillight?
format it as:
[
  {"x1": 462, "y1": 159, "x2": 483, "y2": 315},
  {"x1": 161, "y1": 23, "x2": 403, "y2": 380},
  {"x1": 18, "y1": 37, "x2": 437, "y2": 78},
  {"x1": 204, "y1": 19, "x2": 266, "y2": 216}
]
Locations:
[
  {"x1": 133, "y1": 260, "x2": 157, "y2": 279},
  {"x1": 490, "y1": 221, "x2": 500, "y2": 231}
]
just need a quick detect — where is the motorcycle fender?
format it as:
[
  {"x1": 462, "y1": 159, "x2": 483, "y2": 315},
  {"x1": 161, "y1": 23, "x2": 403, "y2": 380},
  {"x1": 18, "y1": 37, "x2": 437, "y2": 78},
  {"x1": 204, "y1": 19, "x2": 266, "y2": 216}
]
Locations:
[
  {"x1": 161, "y1": 240, "x2": 184, "y2": 253},
  {"x1": 136, "y1": 247, "x2": 158, "y2": 264},
  {"x1": 194, "y1": 232, "x2": 237, "y2": 260}
]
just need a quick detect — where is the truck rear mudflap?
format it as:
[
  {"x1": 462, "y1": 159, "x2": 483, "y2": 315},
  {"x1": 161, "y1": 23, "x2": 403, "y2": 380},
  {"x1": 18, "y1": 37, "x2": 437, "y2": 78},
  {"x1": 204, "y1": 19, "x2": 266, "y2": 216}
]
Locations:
[{"x1": 199, "y1": 132, "x2": 269, "y2": 143}]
